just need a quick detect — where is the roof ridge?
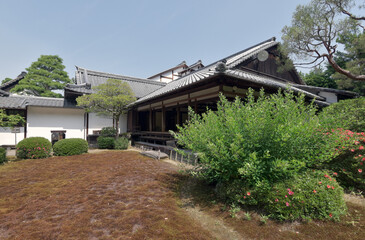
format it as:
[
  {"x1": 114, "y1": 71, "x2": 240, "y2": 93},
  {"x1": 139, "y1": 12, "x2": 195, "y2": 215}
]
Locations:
[{"x1": 76, "y1": 66, "x2": 166, "y2": 86}]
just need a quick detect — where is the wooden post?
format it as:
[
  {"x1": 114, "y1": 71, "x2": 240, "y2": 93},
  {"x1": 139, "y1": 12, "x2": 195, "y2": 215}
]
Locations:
[
  {"x1": 162, "y1": 102, "x2": 165, "y2": 132},
  {"x1": 177, "y1": 103, "x2": 180, "y2": 126},
  {"x1": 149, "y1": 105, "x2": 152, "y2": 131}
]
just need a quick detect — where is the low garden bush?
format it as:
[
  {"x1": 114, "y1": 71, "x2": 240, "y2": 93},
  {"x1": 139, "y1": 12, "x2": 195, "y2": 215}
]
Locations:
[
  {"x1": 16, "y1": 137, "x2": 52, "y2": 159},
  {"x1": 97, "y1": 136, "x2": 115, "y2": 149},
  {"x1": 321, "y1": 129, "x2": 365, "y2": 191},
  {"x1": 263, "y1": 170, "x2": 347, "y2": 221},
  {"x1": 319, "y1": 97, "x2": 365, "y2": 133},
  {"x1": 115, "y1": 137, "x2": 129, "y2": 150},
  {"x1": 53, "y1": 138, "x2": 88, "y2": 156},
  {"x1": 0, "y1": 147, "x2": 6, "y2": 164},
  {"x1": 173, "y1": 89, "x2": 350, "y2": 221}
]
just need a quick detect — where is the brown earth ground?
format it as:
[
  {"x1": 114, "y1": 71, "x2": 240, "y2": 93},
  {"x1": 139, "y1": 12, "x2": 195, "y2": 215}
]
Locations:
[{"x1": 0, "y1": 150, "x2": 364, "y2": 239}]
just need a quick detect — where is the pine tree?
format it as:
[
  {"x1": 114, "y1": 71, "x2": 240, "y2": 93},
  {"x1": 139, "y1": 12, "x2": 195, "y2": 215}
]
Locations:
[{"x1": 11, "y1": 55, "x2": 71, "y2": 98}]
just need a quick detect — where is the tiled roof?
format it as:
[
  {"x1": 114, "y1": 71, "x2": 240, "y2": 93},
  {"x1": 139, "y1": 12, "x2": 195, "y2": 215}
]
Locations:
[
  {"x1": 0, "y1": 72, "x2": 27, "y2": 91},
  {"x1": 73, "y1": 66, "x2": 165, "y2": 98},
  {"x1": 292, "y1": 84, "x2": 360, "y2": 97},
  {"x1": 0, "y1": 89, "x2": 9, "y2": 97},
  {"x1": 0, "y1": 95, "x2": 77, "y2": 109},
  {"x1": 134, "y1": 37, "x2": 317, "y2": 105}
]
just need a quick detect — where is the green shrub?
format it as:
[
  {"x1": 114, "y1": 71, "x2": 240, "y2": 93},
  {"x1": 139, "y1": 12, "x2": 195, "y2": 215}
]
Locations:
[
  {"x1": 16, "y1": 137, "x2": 52, "y2": 159},
  {"x1": 0, "y1": 147, "x2": 6, "y2": 164},
  {"x1": 115, "y1": 137, "x2": 129, "y2": 150},
  {"x1": 53, "y1": 138, "x2": 88, "y2": 156},
  {"x1": 322, "y1": 129, "x2": 365, "y2": 191},
  {"x1": 264, "y1": 170, "x2": 347, "y2": 221},
  {"x1": 100, "y1": 127, "x2": 117, "y2": 137},
  {"x1": 173, "y1": 90, "x2": 339, "y2": 188},
  {"x1": 320, "y1": 97, "x2": 365, "y2": 133},
  {"x1": 97, "y1": 136, "x2": 115, "y2": 149}
]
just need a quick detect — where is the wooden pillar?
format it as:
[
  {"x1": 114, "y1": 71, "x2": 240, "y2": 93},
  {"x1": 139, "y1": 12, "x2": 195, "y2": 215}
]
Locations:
[
  {"x1": 149, "y1": 105, "x2": 152, "y2": 131},
  {"x1": 162, "y1": 102, "x2": 165, "y2": 132},
  {"x1": 177, "y1": 103, "x2": 180, "y2": 126}
]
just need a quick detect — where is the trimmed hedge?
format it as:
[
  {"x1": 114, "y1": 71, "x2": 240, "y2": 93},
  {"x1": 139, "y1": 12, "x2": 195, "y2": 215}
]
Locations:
[
  {"x1": 97, "y1": 136, "x2": 115, "y2": 149},
  {"x1": 0, "y1": 147, "x2": 6, "y2": 164},
  {"x1": 16, "y1": 137, "x2": 52, "y2": 159},
  {"x1": 53, "y1": 138, "x2": 88, "y2": 156},
  {"x1": 115, "y1": 137, "x2": 129, "y2": 150},
  {"x1": 100, "y1": 127, "x2": 117, "y2": 137}
]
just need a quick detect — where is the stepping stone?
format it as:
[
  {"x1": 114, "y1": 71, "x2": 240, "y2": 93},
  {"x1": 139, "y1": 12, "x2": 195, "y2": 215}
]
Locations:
[{"x1": 140, "y1": 150, "x2": 168, "y2": 159}]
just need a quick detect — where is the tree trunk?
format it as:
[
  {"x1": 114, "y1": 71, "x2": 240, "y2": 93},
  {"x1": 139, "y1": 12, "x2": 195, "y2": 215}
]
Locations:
[{"x1": 115, "y1": 115, "x2": 120, "y2": 139}]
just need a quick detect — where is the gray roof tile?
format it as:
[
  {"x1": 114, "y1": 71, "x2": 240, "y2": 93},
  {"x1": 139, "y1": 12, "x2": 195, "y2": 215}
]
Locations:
[
  {"x1": 74, "y1": 67, "x2": 165, "y2": 98},
  {"x1": 0, "y1": 95, "x2": 77, "y2": 109}
]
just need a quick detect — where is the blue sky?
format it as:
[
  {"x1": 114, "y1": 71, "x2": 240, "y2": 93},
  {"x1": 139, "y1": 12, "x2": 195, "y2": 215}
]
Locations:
[{"x1": 0, "y1": 0, "x2": 311, "y2": 82}]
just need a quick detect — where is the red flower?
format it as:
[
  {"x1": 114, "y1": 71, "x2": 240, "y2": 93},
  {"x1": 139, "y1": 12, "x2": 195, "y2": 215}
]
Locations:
[
  {"x1": 286, "y1": 202, "x2": 290, "y2": 207},
  {"x1": 288, "y1": 191, "x2": 294, "y2": 195},
  {"x1": 285, "y1": 195, "x2": 288, "y2": 198},
  {"x1": 332, "y1": 186, "x2": 335, "y2": 190},
  {"x1": 319, "y1": 181, "x2": 322, "y2": 184},
  {"x1": 324, "y1": 174, "x2": 329, "y2": 178},
  {"x1": 360, "y1": 146, "x2": 364, "y2": 150},
  {"x1": 363, "y1": 157, "x2": 365, "y2": 161},
  {"x1": 329, "y1": 213, "x2": 333, "y2": 218},
  {"x1": 327, "y1": 185, "x2": 331, "y2": 189},
  {"x1": 359, "y1": 169, "x2": 363, "y2": 173},
  {"x1": 275, "y1": 198, "x2": 278, "y2": 202},
  {"x1": 313, "y1": 190, "x2": 317, "y2": 193},
  {"x1": 243, "y1": 196, "x2": 246, "y2": 199},
  {"x1": 247, "y1": 192, "x2": 251, "y2": 196},
  {"x1": 351, "y1": 149, "x2": 355, "y2": 152}
]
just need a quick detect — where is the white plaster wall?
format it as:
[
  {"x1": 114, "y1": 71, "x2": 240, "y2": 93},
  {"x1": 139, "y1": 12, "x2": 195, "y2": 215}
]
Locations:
[
  {"x1": 27, "y1": 107, "x2": 86, "y2": 142},
  {"x1": 88, "y1": 113, "x2": 128, "y2": 134},
  {"x1": 0, "y1": 127, "x2": 25, "y2": 146},
  {"x1": 318, "y1": 91, "x2": 337, "y2": 104}
]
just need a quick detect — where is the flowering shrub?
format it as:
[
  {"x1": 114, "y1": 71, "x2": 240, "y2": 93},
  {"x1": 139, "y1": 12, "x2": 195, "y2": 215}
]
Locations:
[
  {"x1": 323, "y1": 129, "x2": 365, "y2": 191},
  {"x1": 0, "y1": 147, "x2": 6, "y2": 164},
  {"x1": 16, "y1": 137, "x2": 52, "y2": 159},
  {"x1": 53, "y1": 138, "x2": 88, "y2": 156},
  {"x1": 264, "y1": 170, "x2": 347, "y2": 221}
]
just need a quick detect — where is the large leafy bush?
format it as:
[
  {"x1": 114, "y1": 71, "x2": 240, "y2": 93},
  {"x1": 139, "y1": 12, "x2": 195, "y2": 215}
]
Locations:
[
  {"x1": 100, "y1": 127, "x2": 117, "y2": 137},
  {"x1": 53, "y1": 138, "x2": 88, "y2": 156},
  {"x1": 16, "y1": 137, "x2": 52, "y2": 159},
  {"x1": 319, "y1": 97, "x2": 365, "y2": 133},
  {"x1": 0, "y1": 147, "x2": 6, "y2": 164},
  {"x1": 172, "y1": 89, "x2": 349, "y2": 220}
]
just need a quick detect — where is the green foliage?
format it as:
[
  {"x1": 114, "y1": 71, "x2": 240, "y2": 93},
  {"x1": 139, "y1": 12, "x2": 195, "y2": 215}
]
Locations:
[
  {"x1": 77, "y1": 79, "x2": 136, "y2": 137},
  {"x1": 302, "y1": 68, "x2": 337, "y2": 89},
  {"x1": 1, "y1": 77, "x2": 12, "y2": 85},
  {"x1": 97, "y1": 136, "x2": 115, "y2": 149},
  {"x1": 115, "y1": 137, "x2": 129, "y2": 150},
  {"x1": 319, "y1": 97, "x2": 365, "y2": 132},
  {"x1": 53, "y1": 138, "x2": 88, "y2": 156},
  {"x1": 0, "y1": 148, "x2": 6, "y2": 164},
  {"x1": 173, "y1": 90, "x2": 337, "y2": 187},
  {"x1": 100, "y1": 127, "x2": 118, "y2": 137},
  {"x1": 281, "y1": 0, "x2": 365, "y2": 82},
  {"x1": 10, "y1": 55, "x2": 71, "y2": 98},
  {"x1": 16, "y1": 137, "x2": 52, "y2": 159},
  {"x1": 322, "y1": 129, "x2": 365, "y2": 191},
  {"x1": 0, "y1": 109, "x2": 25, "y2": 127},
  {"x1": 173, "y1": 89, "x2": 351, "y2": 221},
  {"x1": 264, "y1": 170, "x2": 347, "y2": 221}
]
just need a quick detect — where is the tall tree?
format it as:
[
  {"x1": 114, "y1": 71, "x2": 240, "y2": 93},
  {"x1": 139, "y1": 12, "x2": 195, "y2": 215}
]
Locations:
[
  {"x1": 76, "y1": 79, "x2": 136, "y2": 138},
  {"x1": 281, "y1": 0, "x2": 365, "y2": 82},
  {"x1": 0, "y1": 109, "x2": 24, "y2": 128},
  {"x1": 11, "y1": 55, "x2": 71, "y2": 98},
  {"x1": 301, "y1": 67, "x2": 337, "y2": 89}
]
